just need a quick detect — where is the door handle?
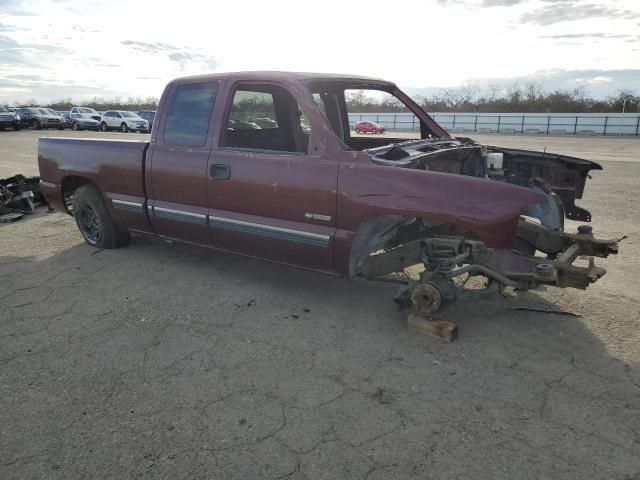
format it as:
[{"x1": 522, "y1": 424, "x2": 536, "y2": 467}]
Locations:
[{"x1": 210, "y1": 164, "x2": 230, "y2": 180}]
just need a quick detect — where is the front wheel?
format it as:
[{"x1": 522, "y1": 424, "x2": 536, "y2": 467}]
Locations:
[
  {"x1": 72, "y1": 122, "x2": 81, "y2": 131},
  {"x1": 33, "y1": 119, "x2": 42, "y2": 130},
  {"x1": 13, "y1": 125, "x2": 21, "y2": 131},
  {"x1": 73, "y1": 184, "x2": 130, "y2": 248},
  {"x1": 120, "y1": 123, "x2": 128, "y2": 133},
  {"x1": 100, "y1": 122, "x2": 108, "y2": 132},
  {"x1": 355, "y1": 128, "x2": 361, "y2": 134}
]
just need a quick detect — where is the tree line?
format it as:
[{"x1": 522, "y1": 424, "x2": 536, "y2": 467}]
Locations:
[
  {"x1": 348, "y1": 83, "x2": 640, "y2": 114},
  {"x1": 7, "y1": 83, "x2": 640, "y2": 113},
  {"x1": 12, "y1": 96, "x2": 159, "y2": 112}
]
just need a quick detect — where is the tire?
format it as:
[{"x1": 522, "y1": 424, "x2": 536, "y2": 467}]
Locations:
[
  {"x1": 57, "y1": 127, "x2": 64, "y2": 130},
  {"x1": 73, "y1": 184, "x2": 130, "y2": 249},
  {"x1": 120, "y1": 123, "x2": 128, "y2": 133},
  {"x1": 33, "y1": 119, "x2": 42, "y2": 130},
  {"x1": 100, "y1": 122, "x2": 108, "y2": 132},
  {"x1": 13, "y1": 124, "x2": 21, "y2": 131},
  {"x1": 355, "y1": 128, "x2": 361, "y2": 134},
  {"x1": 72, "y1": 122, "x2": 81, "y2": 131}
]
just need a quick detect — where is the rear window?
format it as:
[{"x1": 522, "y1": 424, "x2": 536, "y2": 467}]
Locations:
[{"x1": 163, "y1": 83, "x2": 217, "y2": 147}]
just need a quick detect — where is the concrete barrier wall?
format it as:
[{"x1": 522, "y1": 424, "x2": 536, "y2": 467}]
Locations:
[{"x1": 348, "y1": 112, "x2": 640, "y2": 136}]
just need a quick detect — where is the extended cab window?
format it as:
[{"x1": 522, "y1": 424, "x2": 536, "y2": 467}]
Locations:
[
  {"x1": 164, "y1": 82, "x2": 217, "y2": 147},
  {"x1": 222, "y1": 84, "x2": 309, "y2": 153}
]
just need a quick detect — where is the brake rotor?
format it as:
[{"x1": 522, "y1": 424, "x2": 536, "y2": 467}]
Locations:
[{"x1": 411, "y1": 283, "x2": 442, "y2": 316}]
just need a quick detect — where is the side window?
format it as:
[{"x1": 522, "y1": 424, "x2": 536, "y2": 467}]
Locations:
[
  {"x1": 222, "y1": 84, "x2": 309, "y2": 153},
  {"x1": 228, "y1": 91, "x2": 277, "y2": 130},
  {"x1": 163, "y1": 82, "x2": 218, "y2": 147}
]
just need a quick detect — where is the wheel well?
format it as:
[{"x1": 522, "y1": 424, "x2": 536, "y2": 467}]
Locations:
[
  {"x1": 348, "y1": 215, "x2": 475, "y2": 278},
  {"x1": 61, "y1": 176, "x2": 94, "y2": 214}
]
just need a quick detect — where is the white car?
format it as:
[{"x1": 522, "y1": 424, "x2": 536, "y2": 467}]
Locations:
[{"x1": 100, "y1": 110, "x2": 150, "y2": 133}]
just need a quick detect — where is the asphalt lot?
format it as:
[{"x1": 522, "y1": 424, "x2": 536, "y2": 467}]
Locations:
[{"x1": 1, "y1": 129, "x2": 640, "y2": 479}]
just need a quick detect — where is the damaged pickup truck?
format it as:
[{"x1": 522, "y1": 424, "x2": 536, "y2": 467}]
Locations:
[{"x1": 38, "y1": 71, "x2": 619, "y2": 315}]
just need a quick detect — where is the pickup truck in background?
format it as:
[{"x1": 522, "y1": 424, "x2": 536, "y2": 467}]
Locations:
[
  {"x1": 0, "y1": 105, "x2": 21, "y2": 130},
  {"x1": 38, "y1": 71, "x2": 619, "y2": 312}
]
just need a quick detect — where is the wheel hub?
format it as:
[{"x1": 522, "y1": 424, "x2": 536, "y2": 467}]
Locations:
[{"x1": 78, "y1": 205, "x2": 101, "y2": 243}]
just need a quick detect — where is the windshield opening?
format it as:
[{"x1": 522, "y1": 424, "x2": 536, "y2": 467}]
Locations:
[{"x1": 305, "y1": 80, "x2": 441, "y2": 152}]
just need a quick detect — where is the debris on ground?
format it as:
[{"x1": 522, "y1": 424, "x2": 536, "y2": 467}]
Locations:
[
  {"x1": 407, "y1": 284, "x2": 458, "y2": 342},
  {"x1": 0, "y1": 174, "x2": 49, "y2": 223}
]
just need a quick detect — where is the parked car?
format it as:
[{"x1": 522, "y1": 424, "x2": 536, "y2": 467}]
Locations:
[
  {"x1": 70, "y1": 107, "x2": 102, "y2": 121},
  {"x1": 137, "y1": 110, "x2": 155, "y2": 129},
  {"x1": 60, "y1": 112, "x2": 72, "y2": 129},
  {"x1": 69, "y1": 111, "x2": 100, "y2": 131},
  {"x1": 0, "y1": 105, "x2": 21, "y2": 130},
  {"x1": 354, "y1": 121, "x2": 385, "y2": 134},
  {"x1": 227, "y1": 119, "x2": 261, "y2": 130},
  {"x1": 252, "y1": 117, "x2": 278, "y2": 129},
  {"x1": 15, "y1": 107, "x2": 64, "y2": 130},
  {"x1": 100, "y1": 111, "x2": 150, "y2": 133},
  {"x1": 37, "y1": 71, "x2": 618, "y2": 317}
]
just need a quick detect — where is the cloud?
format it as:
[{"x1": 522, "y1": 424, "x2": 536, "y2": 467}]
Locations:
[
  {"x1": 434, "y1": 0, "x2": 523, "y2": 6},
  {"x1": 168, "y1": 51, "x2": 217, "y2": 70},
  {"x1": 121, "y1": 40, "x2": 179, "y2": 53},
  {"x1": 0, "y1": 0, "x2": 37, "y2": 15},
  {"x1": 0, "y1": 22, "x2": 27, "y2": 32},
  {"x1": 571, "y1": 75, "x2": 613, "y2": 86},
  {"x1": 481, "y1": 0, "x2": 523, "y2": 6},
  {"x1": 520, "y1": 1, "x2": 639, "y2": 26},
  {"x1": 0, "y1": 74, "x2": 117, "y2": 102},
  {"x1": 540, "y1": 33, "x2": 633, "y2": 40},
  {"x1": 403, "y1": 69, "x2": 640, "y2": 99},
  {"x1": 121, "y1": 39, "x2": 216, "y2": 71},
  {"x1": 0, "y1": 35, "x2": 27, "y2": 64}
]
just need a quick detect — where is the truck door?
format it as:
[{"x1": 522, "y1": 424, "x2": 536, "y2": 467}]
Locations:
[
  {"x1": 207, "y1": 81, "x2": 338, "y2": 273},
  {"x1": 146, "y1": 82, "x2": 218, "y2": 246}
]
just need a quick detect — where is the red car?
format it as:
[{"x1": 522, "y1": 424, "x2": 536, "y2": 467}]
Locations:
[{"x1": 354, "y1": 121, "x2": 385, "y2": 134}]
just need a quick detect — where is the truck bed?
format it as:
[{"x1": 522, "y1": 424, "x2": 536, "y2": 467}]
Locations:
[{"x1": 38, "y1": 137, "x2": 149, "y2": 214}]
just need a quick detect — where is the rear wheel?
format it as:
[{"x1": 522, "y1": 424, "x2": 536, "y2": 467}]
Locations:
[
  {"x1": 120, "y1": 122, "x2": 128, "y2": 133},
  {"x1": 72, "y1": 184, "x2": 130, "y2": 248}
]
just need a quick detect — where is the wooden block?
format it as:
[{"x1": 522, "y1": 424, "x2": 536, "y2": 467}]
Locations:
[{"x1": 407, "y1": 313, "x2": 458, "y2": 342}]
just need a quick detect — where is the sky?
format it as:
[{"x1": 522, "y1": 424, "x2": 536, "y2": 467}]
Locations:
[{"x1": 0, "y1": 0, "x2": 639, "y2": 103}]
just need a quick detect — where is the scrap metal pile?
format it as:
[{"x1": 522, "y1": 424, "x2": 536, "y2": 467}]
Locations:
[{"x1": 0, "y1": 175, "x2": 48, "y2": 222}]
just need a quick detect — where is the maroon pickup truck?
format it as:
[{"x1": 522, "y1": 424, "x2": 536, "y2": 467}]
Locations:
[{"x1": 38, "y1": 71, "x2": 618, "y2": 312}]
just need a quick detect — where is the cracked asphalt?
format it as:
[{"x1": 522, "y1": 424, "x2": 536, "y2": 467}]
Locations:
[{"x1": 1, "y1": 130, "x2": 640, "y2": 479}]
